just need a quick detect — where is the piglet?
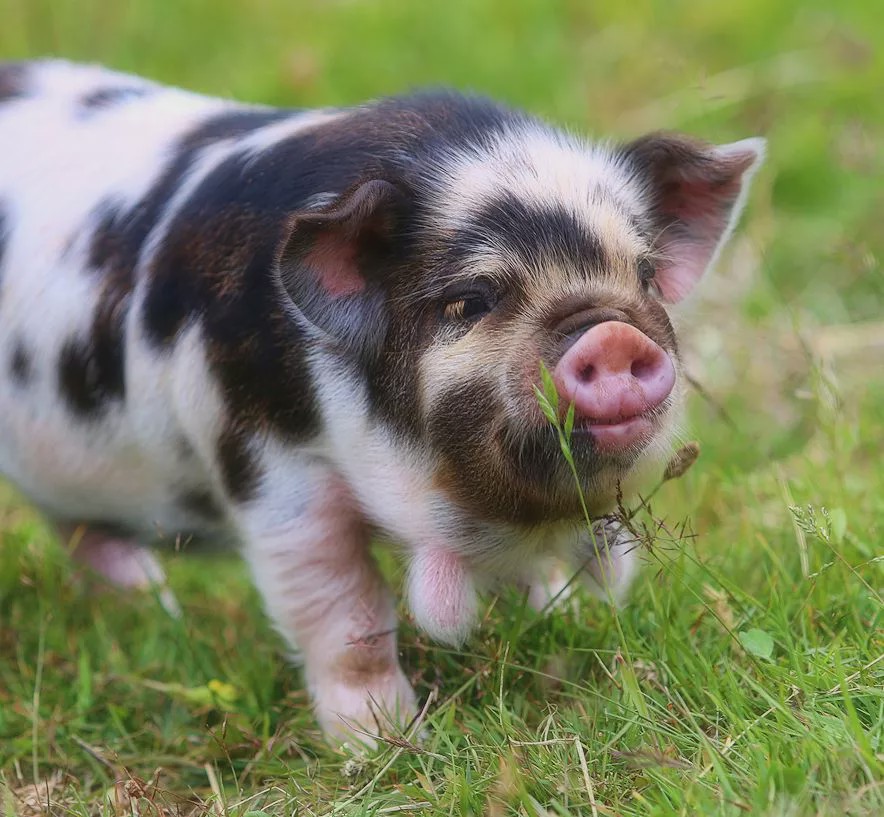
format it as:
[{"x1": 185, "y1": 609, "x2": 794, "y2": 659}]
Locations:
[{"x1": 0, "y1": 60, "x2": 763, "y2": 741}]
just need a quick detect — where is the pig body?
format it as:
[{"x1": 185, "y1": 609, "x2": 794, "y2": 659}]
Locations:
[{"x1": 0, "y1": 60, "x2": 763, "y2": 741}]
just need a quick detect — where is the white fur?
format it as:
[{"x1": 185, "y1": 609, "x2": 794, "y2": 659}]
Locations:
[
  {"x1": 237, "y1": 109, "x2": 347, "y2": 159},
  {"x1": 423, "y1": 123, "x2": 648, "y2": 269},
  {"x1": 426, "y1": 124, "x2": 637, "y2": 226}
]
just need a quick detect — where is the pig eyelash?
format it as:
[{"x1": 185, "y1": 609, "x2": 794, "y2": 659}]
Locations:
[
  {"x1": 442, "y1": 294, "x2": 492, "y2": 323},
  {"x1": 439, "y1": 280, "x2": 499, "y2": 324}
]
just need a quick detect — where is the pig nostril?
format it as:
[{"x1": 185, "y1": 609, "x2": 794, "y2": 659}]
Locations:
[
  {"x1": 577, "y1": 363, "x2": 595, "y2": 384},
  {"x1": 630, "y1": 357, "x2": 654, "y2": 380}
]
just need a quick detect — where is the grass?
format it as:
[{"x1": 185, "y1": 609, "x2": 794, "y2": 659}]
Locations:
[{"x1": 1, "y1": 0, "x2": 882, "y2": 813}]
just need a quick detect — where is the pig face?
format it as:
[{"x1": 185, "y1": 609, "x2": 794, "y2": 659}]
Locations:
[{"x1": 277, "y1": 124, "x2": 764, "y2": 527}]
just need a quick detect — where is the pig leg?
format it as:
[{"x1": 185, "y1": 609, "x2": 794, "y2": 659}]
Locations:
[
  {"x1": 526, "y1": 557, "x2": 579, "y2": 613},
  {"x1": 407, "y1": 546, "x2": 478, "y2": 646},
  {"x1": 528, "y1": 524, "x2": 638, "y2": 612},
  {"x1": 57, "y1": 523, "x2": 180, "y2": 615},
  {"x1": 238, "y1": 472, "x2": 416, "y2": 746},
  {"x1": 579, "y1": 520, "x2": 640, "y2": 603}
]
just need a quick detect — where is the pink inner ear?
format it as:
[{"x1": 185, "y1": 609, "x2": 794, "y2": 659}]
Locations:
[
  {"x1": 305, "y1": 233, "x2": 366, "y2": 297},
  {"x1": 654, "y1": 175, "x2": 746, "y2": 303},
  {"x1": 663, "y1": 176, "x2": 740, "y2": 221},
  {"x1": 655, "y1": 241, "x2": 715, "y2": 302}
]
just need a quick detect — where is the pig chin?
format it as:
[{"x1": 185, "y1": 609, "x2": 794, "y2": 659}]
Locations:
[{"x1": 506, "y1": 396, "x2": 678, "y2": 515}]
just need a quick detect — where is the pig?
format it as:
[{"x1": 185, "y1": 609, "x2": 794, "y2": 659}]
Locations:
[{"x1": 0, "y1": 60, "x2": 764, "y2": 742}]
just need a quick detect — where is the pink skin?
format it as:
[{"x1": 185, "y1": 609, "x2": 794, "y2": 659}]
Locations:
[
  {"x1": 306, "y1": 235, "x2": 365, "y2": 297},
  {"x1": 553, "y1": 321, "x2": 675, "y2": 451},
  {"x1": 408, "y1": 546, "x2": 477, "y2": 646},
  {"x1": 57, "y1": 523, "x2": 180, "y2": 615}
]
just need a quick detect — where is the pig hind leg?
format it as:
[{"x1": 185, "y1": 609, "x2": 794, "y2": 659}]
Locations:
[{"x1": 57, "y1": 523, "x2": 180, "y2": 615}]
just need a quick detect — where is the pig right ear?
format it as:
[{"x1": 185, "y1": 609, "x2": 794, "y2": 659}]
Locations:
[
  {"x1": 276, "y1": 179, "x2": 409, "y2": 355},
  {"x1": 624, "y1": 133, "x2": 765, "y2": 303}
]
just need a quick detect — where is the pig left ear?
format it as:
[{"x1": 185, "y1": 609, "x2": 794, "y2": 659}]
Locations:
[
  {"x1": 624, "y1": 133, "x2": 766, "y2": 303},
  {"x1": 276, "y1": 179, "x2": 409, "y2": 356}
]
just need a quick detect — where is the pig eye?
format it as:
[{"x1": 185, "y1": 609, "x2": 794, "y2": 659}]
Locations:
[
  {"x1": 440, "y1": 283, "x2": 497, "y2": 324},
  {"x1": 638, "y1": 258, "x2": 658, "y2": 293}
]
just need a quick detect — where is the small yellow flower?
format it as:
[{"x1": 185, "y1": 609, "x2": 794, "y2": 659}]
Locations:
[{"x1": 207, "y1": 679, "x2": 238, "y2": 705}]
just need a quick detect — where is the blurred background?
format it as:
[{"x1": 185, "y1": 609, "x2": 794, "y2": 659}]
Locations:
[{"x1": 0, "y1": 0, "x2": 881, "y2": 806}]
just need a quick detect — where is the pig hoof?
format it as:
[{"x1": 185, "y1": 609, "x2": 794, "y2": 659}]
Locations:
[
  {"x1": 67, "y1": 530, "x2": 181, "y2": 616},
  {"x1": 312, "y1": 669, "x2": 418, "y2": 748}
]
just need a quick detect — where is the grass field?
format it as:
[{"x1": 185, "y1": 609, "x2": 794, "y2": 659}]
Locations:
[{"x1": 1, "y1": 0, "x2": 882, "y2": 814}]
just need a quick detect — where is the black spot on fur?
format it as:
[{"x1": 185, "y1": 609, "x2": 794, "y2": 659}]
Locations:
[
  {"x1": 57, "y1": 207, "x2": 133, "y2": 419},
  {"x1": 89, "y1": 200, "x2": 130, "y2": 271},
  {"x1": 84, "y1": 200, "x2": 134, "y2": 407},
  {"x1": 142, "y1": 202, "x2": 321, "y2": 443},
  {"x1": 179, "y1": 488, "x2": 224, "y2": 521},
  {"x1": 126, "y1": 109, "x2": 298, "y2": 347},
  {"x1": 79, "y1": 85, "x2": 150, "y2": 115},
  {"x1": 458, "y1": 195, "x2": 608, "y2": 276},
  {"x1": 0, "y1": 62, "x2": 27, "y2": 103},
  {"x1": 217, "y1": 426, "x2": 261, "y2": 502},
  {"x1": 58, "y1": 338, "x2": 108, "y2": 417},
  {"x1": 9, "y1": 339, "x2": 31, "y2": 384}
]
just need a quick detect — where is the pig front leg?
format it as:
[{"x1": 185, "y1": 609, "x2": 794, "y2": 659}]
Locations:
[
  {"x1": 526, "y1": 521, "x2": 640, "y2": 614},
  {"x1": 407, "y1": 546, "x2": 478, "y2": 646},
  {"x1": 578, "y1": 518, "x2": 640, "y2": 603},
  {"x1": 237, "y1": 468, "x2": 416, "y2": 745},
  {"x1": 525, "y1": 557, "x2": 579, "y2": 613}
]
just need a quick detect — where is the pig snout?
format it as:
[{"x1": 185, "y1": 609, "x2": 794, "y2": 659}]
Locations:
[{"x1": 552, "y1": 321, "x2": 675, "y2": 450}]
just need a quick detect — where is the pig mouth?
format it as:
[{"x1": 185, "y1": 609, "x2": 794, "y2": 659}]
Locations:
[
  {"x1": 507, "y1": 393, "x2": 674, "y2": 490},
  {"x1": 504, "y1": 402, "x2": 667, "y2": 483},
  {"x1": 570, "y1": 410, "x2": 659, "y2": 453}
]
